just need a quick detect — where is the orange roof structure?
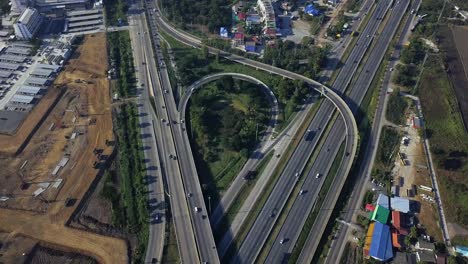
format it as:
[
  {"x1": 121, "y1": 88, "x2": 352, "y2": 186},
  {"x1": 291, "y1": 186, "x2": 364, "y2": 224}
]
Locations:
[{"x1": 364, "y1": 222, "x2": 375, "y2": 257}]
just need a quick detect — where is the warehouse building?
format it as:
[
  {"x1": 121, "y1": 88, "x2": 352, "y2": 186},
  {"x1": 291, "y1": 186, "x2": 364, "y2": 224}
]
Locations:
[
  {"x1": 369, "y1": 222, "x2": 393, "y2": 261},
  {"x1": 25, "y1": 76, "x2": 49, "y2": 87},
  {"x1": 0, "y1": 54, "x2": 27, "y2": 63},
  {"x1": 17, "y1": 86, "x2": 43, "y2": 96},
  {"x1": 0, "y1": 62, "x2": 20, "y2": 71}
]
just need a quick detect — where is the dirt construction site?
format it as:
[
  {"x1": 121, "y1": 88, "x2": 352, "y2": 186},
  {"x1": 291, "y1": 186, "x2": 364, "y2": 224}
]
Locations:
[{"x1": 0, "y1": 33, "x2": 128, "y2": 263}]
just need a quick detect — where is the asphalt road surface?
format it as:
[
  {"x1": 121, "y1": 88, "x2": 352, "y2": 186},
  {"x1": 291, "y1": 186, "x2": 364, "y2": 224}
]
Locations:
[
  {"x1": 324, "y1": 1, "x2": 421, "y2": 263},
  {"x1": 233, "y1": 1, "x2": 392, "y2": 262}
]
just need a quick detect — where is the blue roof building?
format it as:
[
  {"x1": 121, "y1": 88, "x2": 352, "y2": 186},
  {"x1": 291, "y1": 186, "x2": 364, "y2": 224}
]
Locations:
[
  {"x1": 369, "y1": 222, "x2": 393, "y2": 261},
  {"x1": 220, "y1": 27, "x2": 229, "y2": 38},
  {"x1": 304, "y1": 4, "x2": 320, "y2": 16}
]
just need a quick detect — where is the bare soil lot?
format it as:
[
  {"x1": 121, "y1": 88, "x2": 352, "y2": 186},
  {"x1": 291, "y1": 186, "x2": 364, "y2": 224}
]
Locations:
[{"x1": 0, "y1": 33, "x2": 128, "y2": 264}]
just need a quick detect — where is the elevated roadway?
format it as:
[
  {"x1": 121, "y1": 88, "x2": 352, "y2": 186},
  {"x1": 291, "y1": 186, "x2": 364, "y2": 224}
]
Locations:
[{"x1": 143, "y1": 1, "x2": 220, "y2": 262}]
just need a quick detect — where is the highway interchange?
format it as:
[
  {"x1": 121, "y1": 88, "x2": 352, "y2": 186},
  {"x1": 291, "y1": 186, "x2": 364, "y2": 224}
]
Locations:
[{"x1": 125, "y1": 0, "x2": 416, "y2": 262}]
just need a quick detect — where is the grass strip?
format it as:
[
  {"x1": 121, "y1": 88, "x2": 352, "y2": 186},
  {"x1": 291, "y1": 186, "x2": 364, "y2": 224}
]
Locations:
[
  {"x1": 213, "y1": 152, "x2": 274, "y2": 242},
  {"x1": 222, "y1": 99, "x2": 322, "y2": 262},
  {"x1": 161, "y1": 215, "x2": 180, "y2": 263},
  {"x1": 288, "y1": 142, "x2": 346, "y2": 263}
]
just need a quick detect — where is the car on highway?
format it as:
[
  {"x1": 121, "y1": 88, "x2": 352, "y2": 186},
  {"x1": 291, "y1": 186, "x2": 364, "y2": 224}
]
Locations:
[
  {"x1": 316, "y1": 173, "x2": 321, "y2": 179},
  {"x1": 295, "y1": 172, "x2": 299, "y2": 177},
  {"x1": 194, "y1": 207, "x2": 201, "y2": 212},
  {"x1": 279, "y1": 238, "x2": 287, "y2": 244},
  {"x1": 299, "y1": 189, "x2": 306, "y2": 195},
  {"x1": 187, "y1": 192, "x2": 193, "y2": 197}
]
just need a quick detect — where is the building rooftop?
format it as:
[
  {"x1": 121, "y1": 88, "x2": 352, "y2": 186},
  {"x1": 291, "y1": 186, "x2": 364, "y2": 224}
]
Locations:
[
  {"x1": 68, "y1": 14, "x2": 102, "y2": 22},
  {"x1": 11, "y1": 94, "x2": 34, "y2": 104},
  {"x1": 18, "y1": 8, "x2": 38, "y2": 25},
  {"x1": 37, "y1": 64, "x2": 61, "y2": 71},
  {"x1": 364, "y1": 222, "x2": 375, "y2": 256},
  {"x1": 0, "y1": 62, "x2": 20, "y2": 70},
  {"x1": 391, "y1": 197, "x2": 411, "y2": 213},
  {"x1": 371, "y1": 205, "x2": 390, "y2": 224},
  {"x1": 67, "y1": 8, "x2": 100, "y2": 17},
  {"x1": 25, "y1": 76, "x2": 49, "y2": 86},
  {"x1": 31, "y1": 68, "x2": 54, "y2": 77},
  {"x1": 18, "y1": 86, "x2": 41, "y2": 95},
  {"x1": 0, "y1": 54, "x2": 27, "y2": 63},
  {"x1": 0, "y1": 71, "x2": 12, "y2": 78},
  {"x1": 68, "y1": 19, "x2": 103, "y2": 28},
  {"x1": 376, "y1": 193, "x2": 390, "y2": 209},
  {"x1": 5, "y1": 47, "x2": 31, "y2": 55},
  {"x1": 369, "y1": 222, "x2": 393, "y2": 261}
]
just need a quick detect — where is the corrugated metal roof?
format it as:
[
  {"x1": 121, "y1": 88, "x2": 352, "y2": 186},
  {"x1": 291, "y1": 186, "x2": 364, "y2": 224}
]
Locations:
[
  {"x1": 18, "y1": 86, "x2": 41, "y2": 95},
  {"x1": 364, "y1": 222, "x2": 375, "y2": 256},
  {"x1": 37, "y1": 64, "x2": 61, "y2": 71},
  {"x1": 371, "y1": 205, "x2": 389, "y2": 224},
  {"x1": 31, "y1": 68, "x2": 53, "y2": 77},
  {"x1": 376, "y1": 193, "x2": 390, "y2": 209},
  {"x1": 369, "y1": 222, "x2": 393, "y2": 261},
  {"x1": 0, "y1": 70, "x2": 12, "y2": 78},
  {"x1": 0, "y1": 54, "x2": 26, "y2": 62},
  {"x1": 11, "y1": 94, "x2": 34, "y2": 104},
  {"x1": 391, "y1": 197, "x2": 410, "y2": 213},
  {"x1": 68, "y1": 19, "x2": 102, "y2": 28},
  {"x1": 5, "y1": 47, "x2": 31, "y2": 55},
  {"x1": 25, "y1": 77, "x2": 49, "y2": 86},
  {"x1": 68, "y1": 14, "x2": 102, "y2": 22},
  {"x1": 0, "y1": 62, "x2": 20, "y2": 70},
  {"x1": 67, "y1": 9, "x2": 100, "y2": 17}
]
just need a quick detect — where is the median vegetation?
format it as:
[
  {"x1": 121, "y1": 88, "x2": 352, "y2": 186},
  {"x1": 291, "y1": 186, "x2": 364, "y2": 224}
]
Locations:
[
  {"x1": 108, "y1": 31, "x2": 136, "y2": 97},
  {"x1": 100, "y1": 32, "x2": 149, "y2": 263}
]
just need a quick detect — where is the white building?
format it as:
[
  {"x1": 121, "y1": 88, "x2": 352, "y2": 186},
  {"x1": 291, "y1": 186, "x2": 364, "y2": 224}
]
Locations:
[
  {"x1": 13, "y1": 8, "x2": 43, "y2": 40},
  {"x1": 257, "y1": 0, "x2": 276, "y2": 36}
]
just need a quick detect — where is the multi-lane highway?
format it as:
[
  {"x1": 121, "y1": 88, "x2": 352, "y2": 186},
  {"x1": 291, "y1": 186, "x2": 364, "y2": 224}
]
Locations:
[
  {"x1": 232, "y1": 1, "x2": 392, "y2": 262},
  {"x1": 325, "y1": 0, "x2": 421, "y2": 262},
  {"x1": 145, "y1": 0, "x2": 410, "y2": 262},
  {"x1": 126, "y1": 4, "x2": 166, "y2": 263},
  {"x1": 142, "y1": 1, "x2": 220, "y2": 262},
  {"x1": 129, "y1": 6, "x2": 202, "y2": 263},
  {"x1": 297, "y1": 1, "x2": 411, "y2": 263}
]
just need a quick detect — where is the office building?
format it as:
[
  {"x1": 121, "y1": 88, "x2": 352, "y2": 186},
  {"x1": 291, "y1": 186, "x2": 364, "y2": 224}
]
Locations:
[{"x1": 13, "y1": 8, "x2": 43, "y2": 40}]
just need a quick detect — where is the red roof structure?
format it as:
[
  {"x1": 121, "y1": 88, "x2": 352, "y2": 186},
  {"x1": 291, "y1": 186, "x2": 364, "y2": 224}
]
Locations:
[
  {"x1": 392, "y1": 211, "x2": 409, "y2": 235},
  {"x1": 234, "y1": 33, "x2": 244, "y2": 40},
  {"x1": 238, "y1": 12, "x2": 246, "y2": 20},
  {"x1": 366, "y1": 204, "x2": 375, "y2": 211}
]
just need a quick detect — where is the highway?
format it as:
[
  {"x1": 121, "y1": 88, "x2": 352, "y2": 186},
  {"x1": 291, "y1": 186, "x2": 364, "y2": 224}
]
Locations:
[
  {"x1": 126, "y1": 4, "x2": 166, "y2": 263},
  {"x1": 212, "y1": 0, "x2": 375, "y2": 244},
  {"x1": 297, "y1": 1, "x2": 411, "y2": 263},
  {"x1": 324, "y1": 0, "x2": 421, "y2": 262},
  {"x1": 143, "y1": 1, "x2": 220, "y2": 263},
  {"x1": 130, "y1": 6, "x2": 202, "y2": 263},
  {"x1": 151, "y1": 3, "x2": 360, "y2": 263},
  {"x1": 232, "y1": 1, "x2": 392, "y2": 262}
]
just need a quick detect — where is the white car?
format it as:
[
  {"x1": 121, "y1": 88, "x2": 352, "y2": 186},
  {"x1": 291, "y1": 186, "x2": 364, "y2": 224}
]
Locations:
[
  {"x1": 194, "y1": 207, "x2": 200, "y2": 212},
  {"x1": 316, "y1": 173, "x2": 321, "y2": 179}
]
